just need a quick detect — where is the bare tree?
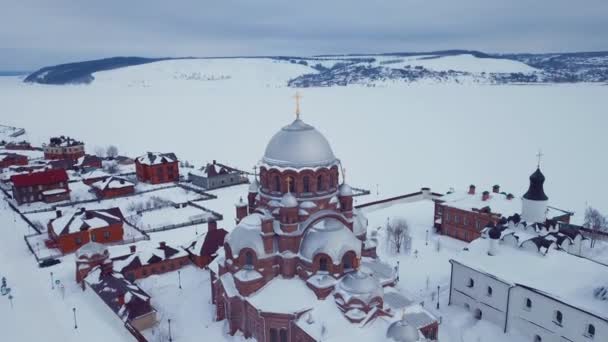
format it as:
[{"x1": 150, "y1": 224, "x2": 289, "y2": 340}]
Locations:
[
  {"x1": 583, "y1": 206, "x2": 607, "y2": 248},
  {"x1": 387, "y1": 217, "x2": 411, "y2": 254},
  {"x1": 94, "y1": 146, "x2": 106, "y2": 158},
  {"x1": 106, "y1": 145, "x2": 119, "y2": 159},
  {"x1": 103, "y1": 161, "x2": 119, "y2": 174}
]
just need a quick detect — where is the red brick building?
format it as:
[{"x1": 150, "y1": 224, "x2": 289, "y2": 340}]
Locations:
[
  {"x1": 185, "y1": 220, "x2": 228, "y2": 268},
  {"x1": 135, "y1": 152, "x2": 179, "y2": 184},
  {"x1": 209, "y1": 115, "x2": 437, "y2": 342},
  {"x1": 435, "y1": 174, "x2": 573, "y2": 243},
  {"x1": 11, "y1": 168, "x2": 70, "y2": 205},
  {"x1": 43, "y1": 136, "x2": 85, "y2": 160},
  {"x1": 4, "y1": 141, "x2": 33, "y2": 150},
  {"x1": 0, "y1": 152, "x2": 28, "y2": 169},
  {"x1": 46, "y1": 207, "x2": 125, "y2": 253},
  {"x1": 90, "y1": 176, "x2": 135, "y2": 199},
  {"x1": 113, "y1": 242, "x2": 190, "y2": 281}
]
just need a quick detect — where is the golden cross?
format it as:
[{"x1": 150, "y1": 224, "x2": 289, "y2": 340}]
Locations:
[
  {"x1": 536, "y1": 149, "x2": 544, "y2": 168},
  {"x1": 286, "y1": 177, "x2": 292, "y2": 193},
  {"x1": 294, "y1": 92, "x2": 302, "y2": 119}
]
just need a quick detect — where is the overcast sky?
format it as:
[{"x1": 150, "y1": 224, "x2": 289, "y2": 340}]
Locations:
[{"x1": 1, "y1": 0, "x2": 607, "y2": 70}]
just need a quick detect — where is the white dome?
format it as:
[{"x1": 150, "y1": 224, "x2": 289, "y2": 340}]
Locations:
[
  {"x1": 249, "y1": 178, "x2": 259, "y2": 193},
  {"x1": 226, "y1": 214, "x2": 266, "y2": 257},
  {"x1": 386, "y1": 320, "x2": 421, "y2": 342},
  {"x1": 339, "y1": 183, "x2": 353, "y2": 196},
  {"x1": 336, "y1": 270, "x2": 383, "y2": 304},
  {"x1": 299, "y1": 218, "x2": 361, "y2": 262},
  {"x1": 262, "y1": 119, "x2": 338, "y2": 168},
  {"x1": 281, "y1": 192, "x2": 298, "y2": 208}
]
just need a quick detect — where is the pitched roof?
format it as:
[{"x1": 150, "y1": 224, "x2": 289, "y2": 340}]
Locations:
[
  {"x1": 11, "y1": 168, "x2": 68, "y2": 187},
  {"x1": 187, "y1": 228, "x2": 228, "y2": 257},
  {"x1": 91, "y1": 176, "x2": 134, "y2": 191},
  {"x1": 114, "y1": 243, "x2": 188, "y2": 272},
  {"x1": 49, "y1": 207, "x2": 124, "y2": 236},
  {"x1": 135, "y1": 152, "x2": 177, "y2": 166}
]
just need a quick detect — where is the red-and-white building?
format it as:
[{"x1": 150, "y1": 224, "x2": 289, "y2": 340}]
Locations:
[
  {"x1": 46, "y1": 207, "x2": 125, "y2": 253},
  {"x1": 135, "y1": 152, "x2": 179, "y2": 184},
  {"x1": 43, "y1": 136, "x2": 85, "y2": 160},
  {"x1": 209, "y1": 114, "x2": 438, "y2": 342},
  {"x1": 90, "y1": 176, "x2": 135, "y2": 199},
  {"x1": 11, "y1": 168, "x2": 70, "y2": 204},
  {"x1": 434, "y1": 169, "x2": 573, "y2": 243},
  {"x1": 112, "y1": 242, "x2": 191, "y2": 281},
  {"x1": 0, "y1": 152, "x2": 28, "y2": 169}
]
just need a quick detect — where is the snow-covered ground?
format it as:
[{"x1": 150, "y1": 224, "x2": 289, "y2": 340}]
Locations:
[{"x1": 0, "y1": 57, "x2": 606, "y2": 341}]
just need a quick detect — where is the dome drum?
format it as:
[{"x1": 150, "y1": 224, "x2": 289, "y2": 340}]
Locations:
[{"x1": 259, "y1": 166, "x2": 340, "y2": 198}]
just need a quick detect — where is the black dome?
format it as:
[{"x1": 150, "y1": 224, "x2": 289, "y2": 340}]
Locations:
[
  {"x1": 523, "y1": 168, "x2": 548, "y2": 201},
  {"x1": 488, "y1": 227, "x2": 502, "y2": 240}
]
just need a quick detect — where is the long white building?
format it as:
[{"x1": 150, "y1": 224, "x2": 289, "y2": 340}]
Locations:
[{"x1": 449, "y1": 235, "x2": 608, "y2": 342}]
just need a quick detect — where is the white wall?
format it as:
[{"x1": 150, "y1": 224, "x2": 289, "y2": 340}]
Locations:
[
  {"x1": 450, "y1": 261, "x2": 511, "y2": 328},
  {"x1": 522, "y1": 198, "x2": 548, "y2": 224},
  {"x1": 508, "y1": 286, "x2": 607, "y2": 342}
]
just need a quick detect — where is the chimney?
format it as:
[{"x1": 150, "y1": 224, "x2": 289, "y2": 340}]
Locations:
[
  {"x1": 493, "y1": 185, "x2": 500, "y2": 193},
  {"x1": 56, "y1": 209, "x2": 62, "y2": 218},
  {"x1": 468, "y1": 184, "x2": 476, "y2": 195},
  {"x1": 129, "y1": 245, "x2": 136, "y2": 253},
  {"x1": 213, "y1": 160, "x2": 216, "y2": 165},
  {"x1": 159, "y1": 241, "x2": 166, "y2": 248},
  {"x1": 208, "y1": 220, "x2": 217, "y2": 231},
  {"x1": 482, "y1": 191, "x2": 490, "y2": 201}
]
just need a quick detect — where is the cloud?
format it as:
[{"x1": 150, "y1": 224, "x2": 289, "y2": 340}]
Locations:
[{"x1": 1, "y1": 0, "x2": 607, "y2": 70}]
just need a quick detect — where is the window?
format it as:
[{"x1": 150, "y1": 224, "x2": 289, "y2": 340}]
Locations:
[
  {"x1": 91, "y1": 233, "x2": 97, "y2": 242},
  {"x1": 343, "y1": 256, "x2": 353, "y2": 270},
  {"x1": 319, "y1": 257, "x2": 328, "y2": 272},
  {"x1": 586, "y1": 324, "x2": 595, "y2": 338},
  {"x1": 445, "y1": 213, "x2": 450, "y2": 222},
  {"x1": 75, "y1": 236, "x2": 82, "y2": 245},
  {"x1": 245, "y1": 251, "x2": 254, "y2": 268},
  {"x1": 454, "y1": 215, "x2": 460, "y2": 224},
  {"x1": 270, "y1": 328, "x2": 278, "y2": 342},
  {"x1": 467, "y1": 278, "x2": 474, "y2": 288},
  {"x1": 329, "y1": 174, "x2": 335, "y2": 188},
  {"x1": 525, "y1": 298, "x2": 532, "y2": 310},
  {"x1": 103, "y1": 231, "x2": 110, "y2": 240},
  {"x1": 274, "y1": 176, "x2": 281, "y2": 192},
  {"x1": 317, "y1": 175, "x2": 324, "y2": 192},
  {"x1": 287, "y1": 177, "x2": 295, "y2": 193},
  {"x1": 464, "y1": 231, "x2": 469, "y2": 241},
  {"x1": 534, "y1": 335, "x2": 542, "y2": 342},
  {"x1": 487, "y1": 286, "x2": 493, "y2": 296},
  {"x1": 464, "y1": 217, "x2": 469, "y2": 226},
  {"x1": 280, "y1": 329, "x2": 287, "y2": 342},
  {"x1": 554, "y1": 310, "x2": 563, "y2": 326},
  {"x1": 303, "y1": 176, "x2": 310, "y2": 193}
]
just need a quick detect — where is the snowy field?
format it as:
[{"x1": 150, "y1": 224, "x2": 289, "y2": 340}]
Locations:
[{"x1": 0, "y1": 56, "x2": 607, "y2": 342}]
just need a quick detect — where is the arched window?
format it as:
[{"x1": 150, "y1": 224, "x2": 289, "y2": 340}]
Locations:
[
  {"x1": 303, "y1": 176, "x2": 310, "y2": 193},
  {"x1": 279, "y1": 329, "x2": 288, "y2": 342},
  {"x1": 534, "y1": 335, "x2": 542, "y2": 342},
  {"x1": 467, "y1": 278, "x2": 475, "y2": 288},
  {"x1": 287, "y1": 176, "x2": 295, "y2": 193},
  {"x1": 317, "y1": 175, "x2": 324, "y2": 192},
  {"x1": 274, "y1": 175, "x2": 281, "y2": 192},
  {"x1": 554, "y1": 310, "x2": 563, "y2": 325},
  {"x1": 270, "y1": 328, "x2": 278, "y2": 342},
  {"x1": 343, "y1": 255, "x2": 353, "y2": 270},
  {"x1": 586, "y1": 324, "x2": 595, "y2": 338},
  {"x1": 329, "y1": 173, "x2": 335, "y2": 188},
  {"x1": 319, "y1": 257, "x2": 328, "y2": 272},
  {"x1": 245, "y1": 251, "x2": 254, "y2": 269},
  {"x1": 525, "y1": 298, "x2": 532, "y2": 310},
  {"x1": 487, "y1": 286, "x2": 493, "y2": 297}
]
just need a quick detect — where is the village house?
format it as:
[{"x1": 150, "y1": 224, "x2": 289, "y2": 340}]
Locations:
[
  {"x1": 135, "y1": 152, "x2": 179, "y2": 184},
  {"x1": 75, "y1": 242, "x2": 157, "y2": 332},
  {"x1": 43, "y1": 136, "x2": 85, "y2": 160},
  {"x1": 46, "y1": 207, "x2": 125, "y2": 253},
  {"x1": 81, "y1": 169, "x2": 111, "y2": 185},
  {"x1": 10, "y1": 168, "x2": 70, "y2": 204},
  {"x1": 90, "y1": 176, "x2": 135, "y2": 199},
  {"x1": 0, "y1": 152, "x2": 28, "y2": 169},
  {"x1": 4, "y1": 140, "x2": 34, "y2": 150},
  {"x1": 113, "y1": 241, "x2": 191, "y2": 281},
  {"x1": 188, "y1": 160, "x2": 246, "y2": 189},
  {"x1": 433, "y1": 168, "x2": 573, "y2": 243},
  {"x1": 74, "y1": 154, "x2": 103, "y2": 170},
  {"x1": 185, "y1": 220, "x2": 229, "y2": 268}
]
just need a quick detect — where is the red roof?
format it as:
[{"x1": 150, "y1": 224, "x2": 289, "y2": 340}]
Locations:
[{"x1": 11, "y1": 169, "x2": 68, "y2": 187}]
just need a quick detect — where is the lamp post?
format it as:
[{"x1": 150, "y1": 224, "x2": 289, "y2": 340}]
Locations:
[
  {"x1": 73, "y1": 307, "x2": 78, "y2": 329},
  {"x1": 168, "y1": 318, "x2": 173, "y2": 342},
  {"x1": 436, "y1": 286, "x2": 440, "y2": 310},
  {"x1": 51, "y1": 272, "x2": 55, "y2": 290},
  {"x1": 425, "y1": 229, "x2": 429, "y2": 246},
  {"x1": 178, "y1": 270, "x2": 182, "y2": 290},
  {"x1": 8, "y1": 294, "x2": 13, "y2": 309}
]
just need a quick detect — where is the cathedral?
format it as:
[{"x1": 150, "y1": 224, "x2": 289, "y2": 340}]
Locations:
[{"x1": 208, "y1": 99, "x2": 438, "y2": 342}]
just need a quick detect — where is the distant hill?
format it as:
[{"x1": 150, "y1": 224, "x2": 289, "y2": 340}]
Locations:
[{"x1": 23, "y1": 50, "x2": 608, "y2": 86}]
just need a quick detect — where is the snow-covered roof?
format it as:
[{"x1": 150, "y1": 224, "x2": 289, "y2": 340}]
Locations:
[
  {"x1": 339, "y1": 183, "x2": 353, "y2": 196},
  {"x1": 262, "y1": 118, "x2": 338, "y2": 168},
  {"x1": 299, "y1": 217, "x2": 361, "y2": 262},
  {"x1": 113, "y1": 243, "x2": 188, "y2": 272},
  {"x1": 248, "y1": 277, "x2": 315, "y2": 313},
  {"x1": 76, "y1": 241, "x2": 109, "y2": 259},
  {"x1": 352, "y1": 208, "x2": 368, "y2": 236},
  {"x1": 49, "y1": 208, "x2": 124, "y2": 236},
  {"x1": 248, "y1": 178, "x2": 259, "y2": 193},
  {"x1": 281, "y1": 192, "x2": 298, "y2": 208},
  {"x1": 81, "y1": 169, "x2": 110, "y2": 180},
  {"x1": 452, "y1": 237, "x2": 608, "y2": 320},
  {"x1": 439, "y1": 189, "x2": 520, "y2": 217},
  {"x1": 135, "y1": 152, "x2": 177, "y2": 165},
  {"x1": 226, "y1": 213, "x2": 267, "y2": 257},
  {"x1": 335, "y1": 270, "x2": 383, "y2": 305},
  {"x1": 91, "y1": 176, "x2": 134, "y2": 191},
  {"x1": 386, "y1": 318, "x2": 422, "y2": 342}
]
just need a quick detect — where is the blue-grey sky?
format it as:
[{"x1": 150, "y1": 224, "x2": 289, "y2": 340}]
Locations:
[{"x1": 1, "y1": 0, "x2": 607, "y2": 70}]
